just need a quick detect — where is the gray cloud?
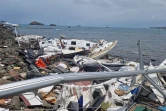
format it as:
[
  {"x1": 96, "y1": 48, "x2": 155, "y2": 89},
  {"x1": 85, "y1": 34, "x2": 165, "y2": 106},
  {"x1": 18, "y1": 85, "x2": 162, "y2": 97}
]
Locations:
[{"x1": 0, "y1": 0, "x2": 166, "y2": 27}]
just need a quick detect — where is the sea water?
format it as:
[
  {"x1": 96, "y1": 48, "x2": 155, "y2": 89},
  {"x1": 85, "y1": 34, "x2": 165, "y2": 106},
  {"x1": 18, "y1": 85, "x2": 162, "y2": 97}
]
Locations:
[{"x1": 18, "y1": 25, "x2": 166, "y2": 65}]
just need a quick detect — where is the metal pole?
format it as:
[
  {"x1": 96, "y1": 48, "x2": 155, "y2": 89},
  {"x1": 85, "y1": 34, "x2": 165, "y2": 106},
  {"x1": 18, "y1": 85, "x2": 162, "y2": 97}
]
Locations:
[
  {"x1": 138, "y1": 40, "x2": 144, "y2": 70},
  {"x1": 0, "y1": 69, "x2": 166, "y2": 99},
  {"x1": 138, "y1": 40, "x2": 166, "y2": 101}
]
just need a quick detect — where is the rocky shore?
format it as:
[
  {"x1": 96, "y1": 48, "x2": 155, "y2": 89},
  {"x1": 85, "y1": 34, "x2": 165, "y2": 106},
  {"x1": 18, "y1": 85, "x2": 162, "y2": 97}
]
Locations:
[
  {"x1": 0, "y1": 26, "x2": 29, "y2": 109},
  {"x1": 0, "y1": 26, "x2": 28, "y2": 76}
]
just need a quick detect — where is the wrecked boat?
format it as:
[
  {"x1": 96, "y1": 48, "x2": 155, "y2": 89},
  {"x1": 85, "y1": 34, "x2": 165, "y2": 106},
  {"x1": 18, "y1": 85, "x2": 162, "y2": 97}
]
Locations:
[
  {"x1": 1, "y1": 24, "x2": 165, "y2": 111},
  {"x1": 15, "y1": 35, "x2": 46, "y2": 49},
  {"x1": 39, "y1": 37, "x2": 118, "y2": 59},
  {"x1": 89, "y1": 40, "x2": 118, "y2": 59},
  {"x1": 39, "y1": 37, "x2": 95, "y2": 58}
]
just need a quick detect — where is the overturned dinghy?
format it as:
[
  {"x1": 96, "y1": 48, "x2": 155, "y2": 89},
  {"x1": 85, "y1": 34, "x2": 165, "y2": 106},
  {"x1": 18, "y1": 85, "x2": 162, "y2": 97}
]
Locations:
[{"x1": 89, "y1": 40, "x2": 118, "y2": 59}]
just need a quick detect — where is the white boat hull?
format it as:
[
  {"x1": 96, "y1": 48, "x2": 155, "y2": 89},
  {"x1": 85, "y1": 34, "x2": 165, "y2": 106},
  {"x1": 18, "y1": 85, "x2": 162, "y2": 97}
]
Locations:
[{"x1": 89, "y1": 40, "x2": 118, "y2": 59}]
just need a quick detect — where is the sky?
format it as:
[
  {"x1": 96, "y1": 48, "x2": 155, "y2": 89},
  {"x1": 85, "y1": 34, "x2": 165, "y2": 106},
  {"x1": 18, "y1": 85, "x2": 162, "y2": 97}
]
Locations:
[{"x1": 1, "y1": 0, "x2": 166, "y2": 27}]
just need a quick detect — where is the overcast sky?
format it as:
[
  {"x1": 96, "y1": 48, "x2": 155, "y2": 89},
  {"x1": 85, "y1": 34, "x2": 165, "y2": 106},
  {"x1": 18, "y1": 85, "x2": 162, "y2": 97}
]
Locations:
[{"x1": 1, "y1": 0, "x2": 166, "y2": 27}]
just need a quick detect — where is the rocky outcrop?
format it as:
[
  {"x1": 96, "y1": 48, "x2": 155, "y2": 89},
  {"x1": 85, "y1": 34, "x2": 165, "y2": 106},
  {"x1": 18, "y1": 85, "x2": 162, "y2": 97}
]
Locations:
[
  {"x1": 50, "y1": 24, "x2": 56, "y2": 26},
  {"x1": 29, "y1": 21, "x2": 44, "y2": 25}
]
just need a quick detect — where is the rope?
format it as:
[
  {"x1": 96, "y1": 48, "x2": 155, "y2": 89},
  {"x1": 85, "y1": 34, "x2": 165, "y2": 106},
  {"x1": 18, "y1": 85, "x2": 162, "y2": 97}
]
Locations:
[{"x1": 141, "y1": 42, "x2": 162, "y2": 63}]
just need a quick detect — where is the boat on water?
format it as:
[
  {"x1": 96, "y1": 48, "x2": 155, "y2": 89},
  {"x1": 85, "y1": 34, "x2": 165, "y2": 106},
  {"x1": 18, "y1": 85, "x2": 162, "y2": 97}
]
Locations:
[{"x1": 0, "y1": 21, "x2": 18, "y2": 27}]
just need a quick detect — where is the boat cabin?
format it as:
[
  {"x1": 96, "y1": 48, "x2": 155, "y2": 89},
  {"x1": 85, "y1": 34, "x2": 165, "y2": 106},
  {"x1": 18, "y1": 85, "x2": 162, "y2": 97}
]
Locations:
[
  {"x1": 39, "y1": 38, "x2": 61, "y2": 48},
  {"x1": 61, "y1": 39, "x2": 95, "y2": 50}
]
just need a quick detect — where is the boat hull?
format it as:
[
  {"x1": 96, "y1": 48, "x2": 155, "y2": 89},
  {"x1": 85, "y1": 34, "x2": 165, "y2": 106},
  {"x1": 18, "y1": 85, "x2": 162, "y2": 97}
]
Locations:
[
  {"x1": 62, "y1": 50, "x2": 89, "y2": 58},
  {"x1": 89, "y1": 40, "x2": 118, "y2": 59}
]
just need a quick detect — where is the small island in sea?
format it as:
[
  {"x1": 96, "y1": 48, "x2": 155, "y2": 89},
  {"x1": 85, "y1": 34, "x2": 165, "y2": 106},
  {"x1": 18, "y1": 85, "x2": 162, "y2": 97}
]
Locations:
[
  {"x1": 50, "y1": 24, "x2": 56, "y2": 26},
  {"x1": 29, "y1": 21, "x2": 44, "y2": 25}
]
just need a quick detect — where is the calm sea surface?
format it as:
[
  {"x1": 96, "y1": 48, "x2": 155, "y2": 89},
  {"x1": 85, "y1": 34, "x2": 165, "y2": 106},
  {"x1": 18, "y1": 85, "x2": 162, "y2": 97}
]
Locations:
[{"x1": 18, "y1": 25, "x2": 166, "y2": 65}]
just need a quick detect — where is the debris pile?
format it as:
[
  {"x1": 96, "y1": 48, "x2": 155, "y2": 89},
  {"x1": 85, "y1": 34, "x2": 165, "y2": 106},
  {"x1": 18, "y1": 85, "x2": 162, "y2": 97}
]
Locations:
[{"x1": 0, "y1": 24, "x2": 166, "y2": 111}]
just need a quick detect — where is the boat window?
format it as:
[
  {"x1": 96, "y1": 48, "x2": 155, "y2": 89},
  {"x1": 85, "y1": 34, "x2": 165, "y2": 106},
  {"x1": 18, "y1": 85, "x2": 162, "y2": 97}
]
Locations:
[
  {"x1": 86, "y1": 43, "x2": 90, "y2": 46},
  {"x1": 29, "y1": 38, "x2": 35, "y2": 41},
  {"x1": 42, "y1": 42, "x2": 45, "y2": 44},
  {"x1": 69, "y1": 47, "x2": 75, "y2": 50},
  {"x1": 71, "y1": 41, "x2": 76, "y2": 45},
  {"x1": 48, "y1": 41, "x2": 52, "y2": 43},
  {"x1": 99, "y1": 43, "x2": 103, "y2": 46}
]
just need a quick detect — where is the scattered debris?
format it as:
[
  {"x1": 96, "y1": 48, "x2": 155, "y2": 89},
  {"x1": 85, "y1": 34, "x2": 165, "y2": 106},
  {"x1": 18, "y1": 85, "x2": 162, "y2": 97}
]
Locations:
[{"x1": 0, "y1": 23, "x2": 166, "y2": 111}]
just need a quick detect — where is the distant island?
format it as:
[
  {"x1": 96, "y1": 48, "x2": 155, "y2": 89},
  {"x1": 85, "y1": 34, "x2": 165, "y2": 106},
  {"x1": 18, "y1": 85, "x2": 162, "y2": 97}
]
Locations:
[
  {"x1": 50, "y1": 24, "x2": 56, "y2": 26},
  {"x1": 29, "y1": 21, "x2": 44, "y2": 25},
  {"x1": 150, "y1": 27, "x2": 166, "y2": 29}
]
